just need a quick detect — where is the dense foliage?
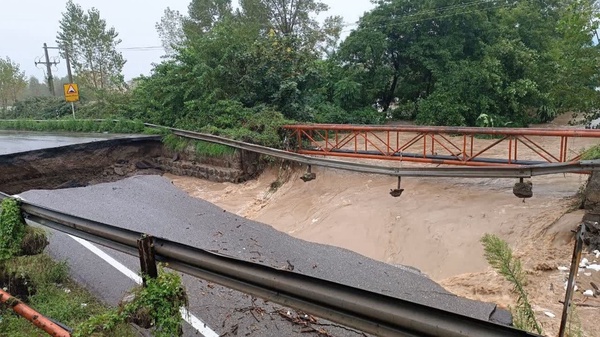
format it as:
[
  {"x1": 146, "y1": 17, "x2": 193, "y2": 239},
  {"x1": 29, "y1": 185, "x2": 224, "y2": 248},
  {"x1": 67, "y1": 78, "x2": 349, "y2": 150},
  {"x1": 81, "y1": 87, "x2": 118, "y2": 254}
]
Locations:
[
  {"x1": 132, "y1": 0, "x2": 600, "y2": 131},
  {"x1": 0, "y1": 96, "x2": 72, "y2": 119},
  {"x1": 4, "y1": 0, "x2": 600, "y2": 145},
  {"x1": 0, "y1": 57, "x2": 27, "y2": 109},
  {"x1": 57, "y1": 0, "x2": 126, "y2": 91},
  {"x1": 75, "y1": 266, "x2": 187, "y2": 337},
  {"x1": 0, "y1": 198, "x2": 26, "y2": 261},
  {"x1": 0, "y1": 119, "x2": 152, "y2": 134},
  {"x1": 0, "y1": 255, "x2": 135, "y2": 337}
]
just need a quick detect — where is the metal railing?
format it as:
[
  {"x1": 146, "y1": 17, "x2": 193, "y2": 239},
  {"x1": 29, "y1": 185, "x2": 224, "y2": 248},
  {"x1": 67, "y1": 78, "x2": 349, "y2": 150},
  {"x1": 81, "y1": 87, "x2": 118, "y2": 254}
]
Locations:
[
  {"x1": 150, "y1": 125, "x2": 600, "y2": 178},
  {"x1": 282, "y1": 124, "x2": 600, "y2": 166},
  {"x1": 0, "y1": 192, "x2": 540, "y2": 337}
]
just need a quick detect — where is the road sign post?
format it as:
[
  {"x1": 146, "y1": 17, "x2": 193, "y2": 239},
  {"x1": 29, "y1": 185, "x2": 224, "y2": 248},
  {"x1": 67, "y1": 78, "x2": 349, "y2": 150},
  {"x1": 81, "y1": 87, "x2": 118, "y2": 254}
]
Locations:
[{"x1": 63, "y1": 83, "x2": 79, "y2": 119}]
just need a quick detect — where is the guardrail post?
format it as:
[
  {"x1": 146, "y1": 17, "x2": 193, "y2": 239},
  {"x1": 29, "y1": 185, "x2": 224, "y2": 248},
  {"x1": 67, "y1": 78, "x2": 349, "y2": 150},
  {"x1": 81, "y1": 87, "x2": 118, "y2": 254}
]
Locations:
[{"x1": 138, "y1": 234, "x2": 157, "y2": 286}]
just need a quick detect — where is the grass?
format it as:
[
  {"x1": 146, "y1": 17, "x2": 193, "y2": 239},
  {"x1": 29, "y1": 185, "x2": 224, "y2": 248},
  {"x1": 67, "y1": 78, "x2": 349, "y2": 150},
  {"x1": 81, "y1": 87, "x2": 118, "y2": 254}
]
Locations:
[
  {"x1": 162, "y1": 133, "x2": 236, "y2": 158},
  {"x1": 0, "y1": 254, "x2": 135, "y2": 337},
  {"x1": 581, "y1": 144, "x2": 600, "y2": 160},
  {"x1": 480, "y1": 234, "x2": 543, "y2": 335},
  {"x1": 565, "y1": 304, "x2": 584, "y2": 337},
  {"x1": 0, "y1": 119, "x2": 159, "y2": 135}
]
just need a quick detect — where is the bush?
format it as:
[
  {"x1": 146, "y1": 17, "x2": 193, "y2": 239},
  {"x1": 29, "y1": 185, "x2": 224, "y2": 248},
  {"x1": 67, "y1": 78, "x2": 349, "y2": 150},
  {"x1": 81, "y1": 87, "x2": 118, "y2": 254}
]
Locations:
[
  {"x1": 0, "y1": 119, "x2": 150, "y2": 134},
  {"x1": 350, "y1": 107, "x2": 384, "y2": 124},
  {"x1": 391, "y1": 100, "x2": 418, "y2": 120},
  {"x1": 162, "y1": 134, "x2": 236, "y2": 157},
  {"x1": 582, "y1": 145, "x2": 600, "y2": 160},
  {"x1": 76, "y1": 91, "x2": 136, "y2": 119},
  {"x1": 3, "y1": 97, "x2": 72, "y2": 120},
  {"x1": 311, "y1": 103, "x2": 382, "y2": 124},
  {"x1": 179, "y1": 102, "x2": 291, "y2": 148},
  {"x1": 311, "y1": 103, "x2": 347, "y2": 124},
  {"x1": 75, "y1": 266, "x2": 186, "y2": 337},
  {"x1": 416, "y1": 93, "x2": 468, "y2": 126},
  {"x1": 0, "y1": 198, "x2": 26, "y2": 261},
  {"x1": 1, "y1": 254, "x2": 134, "y2": 337}
]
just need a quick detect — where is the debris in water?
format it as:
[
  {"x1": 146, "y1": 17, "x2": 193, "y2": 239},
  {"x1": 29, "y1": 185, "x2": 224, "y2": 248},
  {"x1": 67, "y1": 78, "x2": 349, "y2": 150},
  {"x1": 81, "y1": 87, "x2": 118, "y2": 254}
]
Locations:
[
  {"x1": 564, "y1": 282, "x2": 578, "y2": 292},
  {"x1": 587, "y1": 264, "x2": 600, "y2": 272}
]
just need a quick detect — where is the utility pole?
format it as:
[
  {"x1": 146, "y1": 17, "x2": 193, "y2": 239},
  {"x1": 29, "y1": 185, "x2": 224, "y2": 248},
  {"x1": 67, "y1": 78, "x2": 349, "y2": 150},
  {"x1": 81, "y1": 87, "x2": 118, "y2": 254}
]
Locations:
[
  {"x1": 65, "y1": 50, "x2": 75, "y2": 118},
  {"x1": 65, "y1": 50, "x2": 74, "y2": 83},
  {"x1": 34, "y1": 43, "x2": 59, "y2": 96}
]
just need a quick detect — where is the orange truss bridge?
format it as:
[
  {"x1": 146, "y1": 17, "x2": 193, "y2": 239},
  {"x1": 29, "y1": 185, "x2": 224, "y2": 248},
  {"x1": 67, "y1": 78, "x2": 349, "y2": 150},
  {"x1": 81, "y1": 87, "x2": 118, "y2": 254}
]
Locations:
[{"x1": 283, "y1": 124, "x2": 600, "y2": 167}]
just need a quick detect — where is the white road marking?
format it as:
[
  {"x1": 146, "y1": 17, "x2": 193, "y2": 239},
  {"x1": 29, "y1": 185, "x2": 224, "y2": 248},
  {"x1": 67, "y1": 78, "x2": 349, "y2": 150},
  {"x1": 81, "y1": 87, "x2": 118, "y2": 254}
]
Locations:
[
  {"x1": 69, "y1": 234, "x2": 220, "y2": 337},
  {"x1": 70, "y1": 235, "x2": 143, "y2": 284}
]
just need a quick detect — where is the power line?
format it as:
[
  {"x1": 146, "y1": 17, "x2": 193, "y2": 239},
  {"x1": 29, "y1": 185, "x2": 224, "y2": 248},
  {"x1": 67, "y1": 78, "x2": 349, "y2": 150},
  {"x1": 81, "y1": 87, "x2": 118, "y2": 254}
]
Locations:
[{"x1": 117, "y1": 46, "x2": 164, "y2": 51}]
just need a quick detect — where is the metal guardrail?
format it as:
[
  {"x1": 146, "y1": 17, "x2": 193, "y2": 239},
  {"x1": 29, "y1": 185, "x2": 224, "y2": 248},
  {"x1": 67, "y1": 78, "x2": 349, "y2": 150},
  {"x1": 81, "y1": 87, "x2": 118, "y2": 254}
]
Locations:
[
  {"x1": 0, "y1": 192, "x2": 540, "y2": 337},
  {"x1": 146, "y1": 125, "x2": 600, "y2": 178},
  {"x1": 1, "y1": 119, "x2": 597, "y2": 177}
]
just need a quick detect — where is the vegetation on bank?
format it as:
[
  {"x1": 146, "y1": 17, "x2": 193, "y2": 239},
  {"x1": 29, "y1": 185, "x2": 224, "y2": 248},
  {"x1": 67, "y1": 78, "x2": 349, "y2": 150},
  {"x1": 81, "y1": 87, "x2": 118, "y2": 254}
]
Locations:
[
  {"x1": 162, "y1": 133, "x2": 235, "y2": 157},
  {"x1": 0, "y1": 198, "x2": 134, "y2": 336},
  {"x1": 0, "y1": 119, "x2": 154, "y2": 134},
  {"x1": 0, "y1": 255, "x2": 136, "y2": 337},
  {"x1": 481, "y1": 234, "x2": 543, "y2": 334},
  {"x1": 0, "y1": 198, "x2": 26, "y2": 260},
  {"x1": 75, "y1": 266, "x2": 187, "y2": 337},
  {"x1": 0, "y1": 197, "x2": 188, "y2": 337},
  {"x1": 582, "y1": 144, "x2": 600, "y2": 160}
]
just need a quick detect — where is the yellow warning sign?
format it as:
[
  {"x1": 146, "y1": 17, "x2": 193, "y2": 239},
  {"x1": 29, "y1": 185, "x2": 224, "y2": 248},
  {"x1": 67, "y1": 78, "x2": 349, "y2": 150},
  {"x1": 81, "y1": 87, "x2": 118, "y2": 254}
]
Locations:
[{"x1": 64, "y1": 83, "x2": 79, "y2": 102}]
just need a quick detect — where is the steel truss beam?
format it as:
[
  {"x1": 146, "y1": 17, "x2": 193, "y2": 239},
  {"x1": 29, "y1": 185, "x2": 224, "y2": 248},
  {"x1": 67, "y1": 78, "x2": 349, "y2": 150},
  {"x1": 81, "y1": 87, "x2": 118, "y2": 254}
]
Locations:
[{"x1": 283, "y1": 124, "x2": 600, "y2": 166}]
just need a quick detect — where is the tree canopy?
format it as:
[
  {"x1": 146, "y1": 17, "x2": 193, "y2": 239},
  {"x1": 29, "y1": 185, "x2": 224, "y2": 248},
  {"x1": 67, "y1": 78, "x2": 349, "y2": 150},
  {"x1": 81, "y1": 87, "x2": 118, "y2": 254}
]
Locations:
[
  {"x1": 7, "y1": 0, "x2": 600, "y2": 142},
  {"x1": 0, "y1": 57, "x2": 26, "y2": 109},
  {"x1": 128, "y1": 0, "x2": 600, "y2": 132},
  {"x1": 56, "y1": 0, "x2": 126, "y2": 92}
]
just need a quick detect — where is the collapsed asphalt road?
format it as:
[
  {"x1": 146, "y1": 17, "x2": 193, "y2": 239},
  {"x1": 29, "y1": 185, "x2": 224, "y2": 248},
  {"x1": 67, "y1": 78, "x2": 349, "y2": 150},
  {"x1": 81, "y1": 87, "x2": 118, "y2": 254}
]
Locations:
[{"x1": 20, "y1": 175, "x2": 511, "y2": 336}]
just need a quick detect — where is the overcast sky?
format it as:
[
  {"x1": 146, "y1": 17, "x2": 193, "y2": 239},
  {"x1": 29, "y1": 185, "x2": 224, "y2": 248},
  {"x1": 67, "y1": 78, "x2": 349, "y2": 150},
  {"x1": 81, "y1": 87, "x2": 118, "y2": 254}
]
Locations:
[{"x1": 0, "y1": 0, "x2": 374, "y2": 82}]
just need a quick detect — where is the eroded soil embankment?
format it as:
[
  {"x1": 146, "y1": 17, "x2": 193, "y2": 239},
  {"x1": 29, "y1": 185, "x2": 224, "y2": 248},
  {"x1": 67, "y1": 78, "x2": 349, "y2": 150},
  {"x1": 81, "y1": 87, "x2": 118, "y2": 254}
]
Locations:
[{"x1": 0, "y1": 136, "x2": 261, "y2": 195}]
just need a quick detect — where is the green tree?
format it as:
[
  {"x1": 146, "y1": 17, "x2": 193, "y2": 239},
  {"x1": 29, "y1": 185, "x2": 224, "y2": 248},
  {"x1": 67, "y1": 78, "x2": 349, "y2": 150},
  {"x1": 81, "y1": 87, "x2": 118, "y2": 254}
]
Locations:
[
  {"x1": 338, "y1": 0, "x2": 600, "y2": 125},
  {"x1": 184, "y1": 0, "x2": 233, "y2": 39},
  {"x1": 25, "y1": 76, "x2": 50, "y2": 97},
  {"x1": 139, "y1": 0, "x2": 343, "y2": 123},
  {"x1": 156, "y1": 7, "x2": 185, "y2": 56},
  {"x1": 56, "y1": 0, "x2": 126, "y2": 91},
  {"x1": 549, "y1": 0, "x2": 600, "y2": 121},
  {"x1": 0, "y1": 57, "x2": 27, "y2": 109}
]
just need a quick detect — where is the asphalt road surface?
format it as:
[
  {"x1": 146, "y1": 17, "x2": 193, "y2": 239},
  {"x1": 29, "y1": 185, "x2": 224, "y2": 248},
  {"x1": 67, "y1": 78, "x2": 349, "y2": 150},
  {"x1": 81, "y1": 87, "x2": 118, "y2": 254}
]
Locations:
[
  {"x1": 0, "y1": 131, "x2": 119, "y2": 155},
  {"x1": 21, "y1": 175, "x2": 510, "y2": 336}
]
